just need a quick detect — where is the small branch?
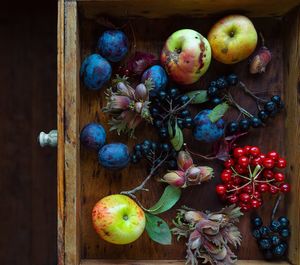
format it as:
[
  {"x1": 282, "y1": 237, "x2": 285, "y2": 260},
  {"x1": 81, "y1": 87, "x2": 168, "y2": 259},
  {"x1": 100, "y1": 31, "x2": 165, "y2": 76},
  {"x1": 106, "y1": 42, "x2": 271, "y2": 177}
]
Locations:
[
  {"x1": 120, "y1": 152, "x2": 169, "y2": 196},
  {"x1": 185, "y1": 144, "x2": 216, "y2": 161},
  {"x1": 238, "y1": 81, "x2": 268, "y2": 103},
  {"x1": 271, "y1": 195, "x2": 282, "y2": 221}
]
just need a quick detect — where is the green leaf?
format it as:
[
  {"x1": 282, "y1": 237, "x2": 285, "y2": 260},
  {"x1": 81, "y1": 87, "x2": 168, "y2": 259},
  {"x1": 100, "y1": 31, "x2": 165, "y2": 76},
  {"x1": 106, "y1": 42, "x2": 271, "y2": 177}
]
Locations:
[
  {"x1": 208, "y1": 102, "x2": 229, "y2": 123},
  {"x1": 168, "y1": 120, "x2": 183, "y2": 151},
  {"x1": 148, "y1": 185, "x2": 181, "y2": 215},
  {"x1": 185, "y1": 90, "x2": 208, "y2": 104},
  {"x1": 145, "y1": 213, "x2": 172, "y2": 245}
]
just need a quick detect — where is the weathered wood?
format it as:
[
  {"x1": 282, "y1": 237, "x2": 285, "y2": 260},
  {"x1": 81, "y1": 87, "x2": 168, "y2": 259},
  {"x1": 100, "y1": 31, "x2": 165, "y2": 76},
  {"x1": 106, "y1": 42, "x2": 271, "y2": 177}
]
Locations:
[
  {"x1": 58, "y1": 1, "x2": 65, "y2": 265},
  {"x1": 78, "y1": 0, "x2": 300, "y2": 19},
  {"x1": 283, "y1": 7, "x2": 300, "y2": 265},
  {"x1": 80, "y1": 260, "x2": 290, "y2": 265},
  {"x1": 63, "y1": 1, "x2": 81, "y2": 265}
]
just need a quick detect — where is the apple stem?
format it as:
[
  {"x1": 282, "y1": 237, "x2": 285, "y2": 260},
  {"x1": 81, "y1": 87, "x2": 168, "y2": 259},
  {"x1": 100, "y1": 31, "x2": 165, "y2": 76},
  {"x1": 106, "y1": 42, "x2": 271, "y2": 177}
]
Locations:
[{"x1": 259, "y1": 32, "x2": 265, "y2": 47}]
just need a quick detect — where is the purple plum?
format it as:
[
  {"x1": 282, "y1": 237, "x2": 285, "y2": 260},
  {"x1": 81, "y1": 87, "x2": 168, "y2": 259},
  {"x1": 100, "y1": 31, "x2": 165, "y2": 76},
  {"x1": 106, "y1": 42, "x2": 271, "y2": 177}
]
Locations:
[
  {"x1": 80, "y1": 123, "x2": 106, "y2": 150},
  {"x1": 141, "y1": 65, "x2": 168, "y2": 94},
  {"x1": 98, "y1": 143, "x2": 130, "y2": 170},
  {"x1": 80, "y1": 54, "x2": 112, "y2": 90},
  {"x1": 98, "y1": 30, "x2": 129, "y2": 62},
  {"x1": 193, "y1": 110, "x2": 225, "y2": 143}
]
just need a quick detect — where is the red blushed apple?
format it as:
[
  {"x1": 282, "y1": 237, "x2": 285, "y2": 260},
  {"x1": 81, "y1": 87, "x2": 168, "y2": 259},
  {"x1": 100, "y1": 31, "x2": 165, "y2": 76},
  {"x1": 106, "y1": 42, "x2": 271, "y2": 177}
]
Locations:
[
  {"x1": 208, "y1": 15, "x2": 258, "y2": 64},
  {"x1": 161, "y1": 29, "x2": 211, "y2": 85},
  {"x1": 92, "y1": 194, "x2": 145, "y2": 244}
]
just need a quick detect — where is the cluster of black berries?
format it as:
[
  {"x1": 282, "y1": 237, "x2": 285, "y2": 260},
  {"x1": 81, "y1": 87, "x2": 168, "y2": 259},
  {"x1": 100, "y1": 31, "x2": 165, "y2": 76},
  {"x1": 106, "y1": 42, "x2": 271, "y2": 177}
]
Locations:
[
  {"x1": 227, "y1": 95, "x2": 284, "y2": 134},
  {"x1": 131, "y1": 139, "x2": 177, "y2": 169},
  {"x1": 251, "y1": 215, "x2": 290, "y2": 260},
  {"x1": 150, "y1": 87, "x2": 194, "y2": 138}
]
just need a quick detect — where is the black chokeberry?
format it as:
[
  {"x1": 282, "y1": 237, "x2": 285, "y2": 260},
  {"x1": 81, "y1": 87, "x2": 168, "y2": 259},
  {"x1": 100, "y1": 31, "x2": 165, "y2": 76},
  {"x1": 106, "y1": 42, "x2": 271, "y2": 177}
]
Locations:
[
  {"x1": 259, "y1": 238, "x2": 272, "y2": 250},
  {"x1": 143, "y1": 140, "x2": 151, "y2": 146},
  {"x1": 239, "y1": 118, "x2": 250, "y2": 131},
  {"x1": 259, "y1": 226, "x2": 271, "y2": 237},
  {"x1": 177, "y1": 119, "x2": 184, "y2": 128},
  {"x1": 251, "y1": 216, "x2": 263, "y2": 228},
  {"x1": 258, "y1": 110, "x2": 269, "y2": 122},
  {"x1": 161, "y1": 143, "x2": 170, "y2": 152},
  {"x1": 135, "y1": 150, "x2": 142, "y2": 159},
  {"x1": 278, "y1": 216, "x2": 289, "y2": 228},
  {"x1": 169, "y1": 88, "x2": 178, "y2": 99},
  {"x1": 159, "y1": 127, "x2": 168, "y2": 138},
  {"x1": 210, "y1": 81, "x2": 217, "y2": 87},
  {"x1": 280, "y1": 228, "x2": 290, "y2": 239},
  {"x1": 151, "y1": 107, "x2": 160, "y2": 117},
  {"x1": 184, "y1": 117, "x2": 193, "y2": 128},
  {"x1": 134, "y1": 144, "x2": 141, "y2": 152},
  {"x1": 168, "y1": 159, "x2": 177, "y2": 169},
  {"x1": 212, "y1": 97, "x2": 222, "y2": 106},
  {"x1": 271, "y1": 95, "x2": 281, "y2": 104},
  {"x1": 216, "y1": 77, "x2": 228, "y2": 89},
  {"x1": 159, "y1": 91, "x2": 167, "y2": 100},
  {"x1": 226, "y1": 74, "x2": 239, "y2": 86},
  {"x1": 207, "y1": 86, "x2": 218, "y2": 98},
  {"x1": 252, "y1": 229, "x2": 261, "y2": 239},
  {"x1": 181, "y1": 109, "x2": 190, "y2": 117},
  {"x1": 131, "y1": 154, "x2": 138, "y2": 164},
  {"x1": 271, "y1": 235, "x2": 281, "y2": 246},
  {"x1": 270, "y1": 220, "x2": 281, "y2": 232},
  {"x1": 154, "y1": 119, "x2": 163, "y2": 128},
  {"x1": 273, "y1": 242, "x2": 287, "y2": 257},
  {"x1": 180, "y1": 95, "x2": 190, "y2": 104},
  {"x1": 264, "y1": 101, "x2": 277, "y2": 113},
  {"x1": 151, "y1": 142, "x2": 157, "y2": 151},
  {"x1": 227, "y1": 121, "x2": 239, "y2": 134},
  {"x1": 251, "y1": 117, "x2": 262, "y2": 128}
]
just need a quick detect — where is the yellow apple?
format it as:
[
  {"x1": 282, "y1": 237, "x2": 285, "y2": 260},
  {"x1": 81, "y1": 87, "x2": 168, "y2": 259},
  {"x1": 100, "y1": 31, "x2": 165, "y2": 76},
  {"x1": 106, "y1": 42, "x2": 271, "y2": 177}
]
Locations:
[
  {"x1": 208, "y1": 15, "x2": 258, "y2": 64},
  {"x1": 92, "y1": 194, "x2": 145, "y2": 244}
]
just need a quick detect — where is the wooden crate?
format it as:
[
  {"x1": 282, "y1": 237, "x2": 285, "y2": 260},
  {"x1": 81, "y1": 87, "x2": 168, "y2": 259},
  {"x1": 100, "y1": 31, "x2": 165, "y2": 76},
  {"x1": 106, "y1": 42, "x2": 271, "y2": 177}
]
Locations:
[{"x1": 57, "y1": 1, "x2": 300, "y2": 265}]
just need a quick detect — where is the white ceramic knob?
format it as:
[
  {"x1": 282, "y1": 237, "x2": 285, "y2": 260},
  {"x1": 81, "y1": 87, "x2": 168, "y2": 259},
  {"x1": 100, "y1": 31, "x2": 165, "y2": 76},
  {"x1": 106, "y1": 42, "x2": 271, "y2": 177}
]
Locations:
[{"x1": 38, "y1": 130, "x2": 58, "y2": 147}]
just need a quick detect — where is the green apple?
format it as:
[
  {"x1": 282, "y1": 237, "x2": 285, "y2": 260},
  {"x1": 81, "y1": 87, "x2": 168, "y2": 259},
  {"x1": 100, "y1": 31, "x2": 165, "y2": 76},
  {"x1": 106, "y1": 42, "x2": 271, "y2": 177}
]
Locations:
[
  {"x1": 208, "y1": 15, "x2": 257, "y2": 64},
  {"x1": 92, "y1": 194, "x2": 145, "y2": 244},
  {"x1": 161, "y1": 29, "x2": 211, "y2": 85}
]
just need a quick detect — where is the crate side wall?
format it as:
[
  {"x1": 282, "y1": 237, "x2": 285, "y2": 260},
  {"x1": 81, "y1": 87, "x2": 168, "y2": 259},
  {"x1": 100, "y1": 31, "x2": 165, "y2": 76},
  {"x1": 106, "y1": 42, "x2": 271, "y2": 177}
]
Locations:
[{"x1": 283, "y1": 7, "x2": 300, "y2": 265}]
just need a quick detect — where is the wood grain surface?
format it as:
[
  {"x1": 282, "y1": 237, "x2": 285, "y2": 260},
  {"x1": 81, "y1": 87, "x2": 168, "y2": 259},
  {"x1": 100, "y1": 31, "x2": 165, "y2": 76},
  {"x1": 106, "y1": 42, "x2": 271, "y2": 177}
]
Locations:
[
  {"x1": 0, "y1": 1, "x2": 57, "y2": 265},
  {"x1": 78, "y1": 14, "x2": 286, "y2": 261},
  {"x1": 78, "y1": 0, "x2": 300, "y2": 19}
]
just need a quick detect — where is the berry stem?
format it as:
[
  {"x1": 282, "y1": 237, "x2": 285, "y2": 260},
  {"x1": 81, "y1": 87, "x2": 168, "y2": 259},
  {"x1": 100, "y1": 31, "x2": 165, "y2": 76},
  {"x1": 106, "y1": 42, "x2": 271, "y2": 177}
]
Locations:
[
  {"x1": 271, "y1": 195, "x2": 282, "y2": 221},
  {"x1": 225, "y1": 92, "x2": 254, "y2": 118},
  {"x1": 227, "y1": 180, "x2": 251, "y2": 193},
  {"x1": 185, "y1": 144, "x2": 217, "y2": 161},
  {"x1": 121, "y1": 152, "x2": 169, "y2": 196},
  {"x1": 238, "y1": 81, "x2": 268, "y2": 103},
  {"x1": 231, "y1": 166, "x2": 251, "y2": 181}
]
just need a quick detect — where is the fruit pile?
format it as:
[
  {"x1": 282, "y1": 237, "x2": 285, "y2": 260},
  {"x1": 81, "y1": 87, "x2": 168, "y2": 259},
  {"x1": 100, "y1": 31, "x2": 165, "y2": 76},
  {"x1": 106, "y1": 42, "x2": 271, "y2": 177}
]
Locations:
[
  {"x1": 251, "y1": 215, "x2": 290, "y2": 260},
  {"x1": 216, "y1": 146, "x2": 290, "y2": 211}
]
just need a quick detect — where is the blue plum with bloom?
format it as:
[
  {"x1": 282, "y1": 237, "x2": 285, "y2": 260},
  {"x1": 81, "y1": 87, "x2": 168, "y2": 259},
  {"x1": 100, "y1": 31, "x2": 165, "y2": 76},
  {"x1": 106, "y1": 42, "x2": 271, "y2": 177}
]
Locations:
[
  {"x1": 193, "y1": 109, "x2": 225, "y2": 143},
  {"x1": 80, "y1": 123, "x2": 106, "y2": 150},
  {"x1": 80, "y1": 54, "x2": 112, "y2": 90},
  {"x1": 98, "y1": 30, "x2": 129, "y2": 62},
  {"x1": 98, "y1": 143, "x2": 130, "y2": 170},
  {"x1": 141, "y1": 65, "x2": 168, "y2": 94}
]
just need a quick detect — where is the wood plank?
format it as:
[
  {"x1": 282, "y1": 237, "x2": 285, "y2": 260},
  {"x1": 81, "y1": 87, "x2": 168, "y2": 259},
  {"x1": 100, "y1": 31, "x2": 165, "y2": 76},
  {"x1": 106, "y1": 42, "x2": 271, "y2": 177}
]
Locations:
[
  {"x1": 78, "y1": 0, "x2": 300, "y2": 18},
  {"x1": 283, "y1": 7, "x2": 300, "y2": 265},
  {"x1": 58, "y1": 1, "x2": 66, "y2": 265},
  {"x1": 63, "y1": 1, "x2": 81, "y2": 265},
  {"x1": 80, "y1": 260, "x2": 290, "y2": 265}
]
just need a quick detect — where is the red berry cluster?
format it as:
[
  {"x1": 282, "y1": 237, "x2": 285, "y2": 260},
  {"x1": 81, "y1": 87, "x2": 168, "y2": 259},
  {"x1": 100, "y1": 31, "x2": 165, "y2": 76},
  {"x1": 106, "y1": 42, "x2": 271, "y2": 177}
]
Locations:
[{"x1": 216, "y1": 146, "x2": 290, "y2": 212}]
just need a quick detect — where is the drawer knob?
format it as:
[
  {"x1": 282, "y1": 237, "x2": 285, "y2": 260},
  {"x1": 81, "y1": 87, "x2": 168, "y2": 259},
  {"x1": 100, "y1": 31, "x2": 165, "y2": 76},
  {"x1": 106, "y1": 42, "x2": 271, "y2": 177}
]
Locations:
[{"x1": 38, "y1": 130, "x2": 57, "y2": 147}]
